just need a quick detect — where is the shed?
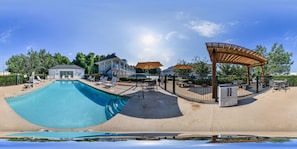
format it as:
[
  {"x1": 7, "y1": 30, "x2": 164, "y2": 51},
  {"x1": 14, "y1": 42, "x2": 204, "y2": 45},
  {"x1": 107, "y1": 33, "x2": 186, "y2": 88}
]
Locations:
[{"x1": 48, "y1": 65, "x2": 85, "y2": 79}]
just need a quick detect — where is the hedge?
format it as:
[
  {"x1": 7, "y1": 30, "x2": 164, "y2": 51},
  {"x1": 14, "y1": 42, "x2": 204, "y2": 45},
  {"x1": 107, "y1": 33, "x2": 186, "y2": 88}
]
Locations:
[
  {"x1": 0, "y1": 74, "x2": 25, "y2": 86},
  {"x1": 272, "y1": 75, "x2": 297, "y2": 86}
]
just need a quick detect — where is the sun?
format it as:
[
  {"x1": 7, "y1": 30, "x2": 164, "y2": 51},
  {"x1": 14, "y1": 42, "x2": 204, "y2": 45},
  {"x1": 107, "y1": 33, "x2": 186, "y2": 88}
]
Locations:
[{"x1": 141, "y1": 34, "x2": 157, "y2": 45}]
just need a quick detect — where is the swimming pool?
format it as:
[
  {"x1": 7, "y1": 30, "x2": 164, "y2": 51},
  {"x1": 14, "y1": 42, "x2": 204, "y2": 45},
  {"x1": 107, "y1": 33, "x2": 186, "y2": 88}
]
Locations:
[{"x1": 6, "y1": 80, "x2": 128, "y2": 129}]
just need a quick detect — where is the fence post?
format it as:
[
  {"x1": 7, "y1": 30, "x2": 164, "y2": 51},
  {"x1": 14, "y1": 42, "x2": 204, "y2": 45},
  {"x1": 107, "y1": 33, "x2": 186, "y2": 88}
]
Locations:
[
  {"x1": 16, "y1": 74, "x2": 20, "y2": 85},
  {"x1": 256, "y1": 76, "x2": 259, "y2": 93},
  {"x1": 158, "y1": 75, "x2": 161, "y2": 86},
  {"x1": 173, "y1": 75, "x2": 176, "y2": 94},
  {"x1": 164, "y1": 75, "x2": 167, "y2": 90},
  {"x1": 215, "y1": 76, "x2": 218, "y2": 102}
]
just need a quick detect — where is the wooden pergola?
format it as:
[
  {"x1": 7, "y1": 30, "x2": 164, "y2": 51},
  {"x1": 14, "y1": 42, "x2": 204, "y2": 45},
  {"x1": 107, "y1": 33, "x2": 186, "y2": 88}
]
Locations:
[{"x1": 206, "y1": 42, "x2": 267, "y2": 100}]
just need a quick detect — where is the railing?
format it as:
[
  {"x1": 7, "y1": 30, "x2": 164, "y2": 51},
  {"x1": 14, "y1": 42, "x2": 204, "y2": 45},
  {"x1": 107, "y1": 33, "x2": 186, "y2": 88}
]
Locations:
[{"x1": 158, "y1": 75, "x2": 297, "y2": 104}]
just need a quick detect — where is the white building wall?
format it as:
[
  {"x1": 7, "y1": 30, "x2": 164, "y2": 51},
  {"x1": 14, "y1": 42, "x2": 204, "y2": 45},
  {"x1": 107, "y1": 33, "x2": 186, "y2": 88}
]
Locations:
[
  {"x1": 97, "y1": 58, "x2": 135, "y2": 77},
  {"x1": 48, "y1": 69, "x2": 84, "y2": 79}
]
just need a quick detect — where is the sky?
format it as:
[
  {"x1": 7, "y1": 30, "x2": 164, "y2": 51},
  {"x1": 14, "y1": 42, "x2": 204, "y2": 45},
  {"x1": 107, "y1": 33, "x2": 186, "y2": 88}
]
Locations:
[
  {"x1": 1, "y1": 139, "x2": 297, "y2": 149},
  {"x1": 0, "y1": 0, "x2": 297, "y2": 72}
]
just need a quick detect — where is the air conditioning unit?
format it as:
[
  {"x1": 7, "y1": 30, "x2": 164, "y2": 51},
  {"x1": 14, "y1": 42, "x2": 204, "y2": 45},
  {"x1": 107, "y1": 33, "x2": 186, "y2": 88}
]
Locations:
[{"x1": 218, "y1": 84, "x2": 238, "y2": 107}]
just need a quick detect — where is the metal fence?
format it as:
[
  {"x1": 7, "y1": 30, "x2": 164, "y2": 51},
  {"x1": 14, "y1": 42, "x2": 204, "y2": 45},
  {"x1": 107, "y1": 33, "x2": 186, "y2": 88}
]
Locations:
[{"x1": 159, "y1": 75, "x2": 297, "y2": 104}]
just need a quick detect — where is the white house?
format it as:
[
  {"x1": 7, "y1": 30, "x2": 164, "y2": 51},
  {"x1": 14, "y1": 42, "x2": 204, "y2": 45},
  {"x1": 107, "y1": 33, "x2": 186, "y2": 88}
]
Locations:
[
  {"x1": 48, "y1": 65, "x2": 85, "y2": 79},
  {"x1": 161, "y1": 66, "x2": 174, "y2": 76},
  {"x1": 95, "y1": 53, "x2": 135, "y2": 77}
]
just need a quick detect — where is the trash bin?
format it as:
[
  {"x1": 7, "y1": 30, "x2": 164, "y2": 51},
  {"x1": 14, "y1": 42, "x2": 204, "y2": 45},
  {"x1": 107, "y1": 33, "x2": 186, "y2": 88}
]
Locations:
[{"x1": 218, "y1": 84, "x2": 238, "y2": 107}]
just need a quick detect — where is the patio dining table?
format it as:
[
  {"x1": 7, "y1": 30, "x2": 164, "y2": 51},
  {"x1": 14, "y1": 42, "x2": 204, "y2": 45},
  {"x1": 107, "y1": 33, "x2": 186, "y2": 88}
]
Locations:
[{"x1": 273, "y1": 80, "x2": 286, "y2": 90}]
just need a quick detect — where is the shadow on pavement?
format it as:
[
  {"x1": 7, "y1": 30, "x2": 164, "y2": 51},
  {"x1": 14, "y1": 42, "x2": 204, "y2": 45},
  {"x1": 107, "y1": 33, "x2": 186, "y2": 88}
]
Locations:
[
  {"x1": 120, "y1": 90, "x2": 183, "y2": 119},
  {"x1": 237, "y1": 98, "x2": 257, "y2": 106}
]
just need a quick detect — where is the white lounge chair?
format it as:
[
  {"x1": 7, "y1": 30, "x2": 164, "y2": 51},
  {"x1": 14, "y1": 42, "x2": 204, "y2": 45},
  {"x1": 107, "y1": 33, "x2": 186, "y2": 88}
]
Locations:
[
  {"x1": 104, "y1": 77, "x2": 117, "y2": 88},
  {"x1": 88, "y1": 76, "x2": 95, "y2": 82},
  {"x1": 96, "y1": 76, "x2": 108, "y2": 85},
  {"x1": 37, "y1": 76, "x2": 45, "y2": 82},
  {"x1": 29, "y1": 76, "x2": 39, "y2": 84}
]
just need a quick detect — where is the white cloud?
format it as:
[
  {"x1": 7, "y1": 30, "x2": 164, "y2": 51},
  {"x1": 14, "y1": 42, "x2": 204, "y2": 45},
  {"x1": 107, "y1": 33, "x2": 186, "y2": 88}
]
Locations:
[
  {"x1": 188, "y1": 20, "x2": 224, "y2": 38},
  {"x1": 223, "y1": 39, "x2": 235, "y2": 44},
  {"x1": 165, "y1": 31, "x2": 188, "y2": 41},
  {"x1": 165, "y1": 31, "x2": 177, "y2": 41},
  {"x1": 0, "y1": 29, "x2": 13, "y2": 43}
]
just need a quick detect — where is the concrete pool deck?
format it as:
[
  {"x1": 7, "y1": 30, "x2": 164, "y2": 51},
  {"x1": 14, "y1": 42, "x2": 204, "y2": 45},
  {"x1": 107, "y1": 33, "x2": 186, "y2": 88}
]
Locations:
[{"x1": 1, "y1": 79, "x2": 297, "y2": 138}]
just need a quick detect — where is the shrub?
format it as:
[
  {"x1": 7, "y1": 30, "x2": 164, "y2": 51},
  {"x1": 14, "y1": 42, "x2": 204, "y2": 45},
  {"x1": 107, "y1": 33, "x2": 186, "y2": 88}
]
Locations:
[
  {"x1": 272, "y1": 75, "x2": 297, "y2": 86},
  {"x1": 0, "y1": 74, "x2": 25, "y2": 86}
]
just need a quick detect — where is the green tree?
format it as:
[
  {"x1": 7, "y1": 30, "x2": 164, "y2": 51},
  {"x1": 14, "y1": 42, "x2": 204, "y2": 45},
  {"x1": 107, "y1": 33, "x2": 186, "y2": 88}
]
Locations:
[
  {"x1": 72, "y1": 52, "x2": 88, "y2": 73},
  {"x1": 27, "y1": 49, "x2": 40, "y2": 74},
  {"x1": 38, "y1": 49, "x2": 58, "y2": 75},
  {"x1": 92, "y1": 55, "x2": 105, "y2": 73},
  {"x1": 53, "y1": 53, "x2": 70, "y2": 65},
  {"x1": 6, "y1": 49, "x2": 70, "y2": 76},
  {"x1": 218, "y1": 64, "x2": 233, "y2": 76},
  {"x1": 6, "y1": 54, "x2": 29, "y2": 74},
  {"x1": 173, "y1": 60, "x2": 192, "y2": 77},
  {"x1": 192, "y1": 57, "x2": 210, "y2": 77},
  {"x1": 253, "y1": 45, "x2": 267, "y2": 77},
  {"x1": 253, "y1": 43, "x2": 294, "y2": 76},
  {"x1": 233, "y1": 65, "x2": 247, "y2": 77},
  {"x1": 218, "y1": 64, "x2": 246, "y2": 77},
  {"x1": 267, "y1": 43, "x2": 293, "y2": 75},
  {"x1": 86, "y1": 52, "x2": 95, "y2": 75}
]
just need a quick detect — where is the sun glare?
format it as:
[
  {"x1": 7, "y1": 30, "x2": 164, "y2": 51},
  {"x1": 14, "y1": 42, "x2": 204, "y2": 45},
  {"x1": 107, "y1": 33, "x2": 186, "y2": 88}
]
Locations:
[{"x1": 141, "y1": 34, "x2": 157, "y2": 45}]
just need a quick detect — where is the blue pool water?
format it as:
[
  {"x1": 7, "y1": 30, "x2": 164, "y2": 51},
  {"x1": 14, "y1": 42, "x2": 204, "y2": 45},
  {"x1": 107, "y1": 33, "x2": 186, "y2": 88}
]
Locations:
[{"x1": 6, "y1": 80, "x2": 128, "y2": 129}]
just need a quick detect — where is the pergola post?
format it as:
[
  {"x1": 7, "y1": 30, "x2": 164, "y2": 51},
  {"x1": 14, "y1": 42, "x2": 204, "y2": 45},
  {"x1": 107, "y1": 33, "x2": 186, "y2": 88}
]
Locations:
[
  {"x1": 247, "y1": 66, "x2": 250, "y2": 85},
  {"x1": 261, "y1": 64, "x2": 265, "y2": 87},
  {"x1": 212, "y1": 49, "x2": 217, "y2": 100}
]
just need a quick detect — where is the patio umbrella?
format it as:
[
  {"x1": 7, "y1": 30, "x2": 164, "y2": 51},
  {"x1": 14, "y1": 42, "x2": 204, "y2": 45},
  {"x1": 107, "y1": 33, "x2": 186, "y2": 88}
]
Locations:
[
  {"x1": 135, "y1": 61, "x2": 163, "y2": 70},
  {"x1": 174, "y1": 64, "x2": 193, "y2": 70}
]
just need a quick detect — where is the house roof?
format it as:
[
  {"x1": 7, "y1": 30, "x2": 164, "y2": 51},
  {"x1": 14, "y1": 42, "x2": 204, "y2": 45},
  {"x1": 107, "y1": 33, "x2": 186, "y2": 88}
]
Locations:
[
  {"x1": 206, "y1": 42, "x2": 267, "y2": 67},
  {"x1": 49, "y1": 65, "x2": 84, "y2": 70},
  {"x1": 99, "y1": 53, "x2": 118, "y2": 61}
]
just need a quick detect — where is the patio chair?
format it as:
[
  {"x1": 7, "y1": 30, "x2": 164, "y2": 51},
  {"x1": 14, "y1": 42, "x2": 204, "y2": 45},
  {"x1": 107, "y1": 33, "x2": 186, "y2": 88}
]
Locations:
[
  {"x1": 23, "y1": 83, "x2": 33, "y2": 89},
  {"x1": 271, "y1": 80, "x2": 281, "y2": 90},
  {"x1": 269, "y1": 79, "x2": 274, "y2": 88},
  {"x1": 96, "y1": 76, "x2": 108, "y2": 85},
  {"x1": 281, "y1": 79, "x2": 289, "y2": 91},
  {"x1": 104, "y1": 77, "x2": 117, "y2": 88}
]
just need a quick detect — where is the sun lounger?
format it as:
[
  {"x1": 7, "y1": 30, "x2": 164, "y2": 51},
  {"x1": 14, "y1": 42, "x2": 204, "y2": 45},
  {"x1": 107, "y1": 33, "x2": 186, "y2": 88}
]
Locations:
[
  {"x1": 88, "y1": 76, "x2": 95, "y2": 82},
  {"x1": 29, "y1": 76, "x2": 39, "y2": 84},
  {"x1": 96, "y1": 76, "x2": 108, "y2": 85},
  {"x1": 104, "y1": 77, "x2": 117, "y2": 88},
  {"x1": 37, "y1": 76, "x2": 45, "y2": 82}
]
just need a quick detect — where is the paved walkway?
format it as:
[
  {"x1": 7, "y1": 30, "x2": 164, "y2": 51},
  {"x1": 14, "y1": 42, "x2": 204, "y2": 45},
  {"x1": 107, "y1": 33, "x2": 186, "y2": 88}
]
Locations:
[{"x1": 1, "y1": 79, "x2": 297, "y2": 138}]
